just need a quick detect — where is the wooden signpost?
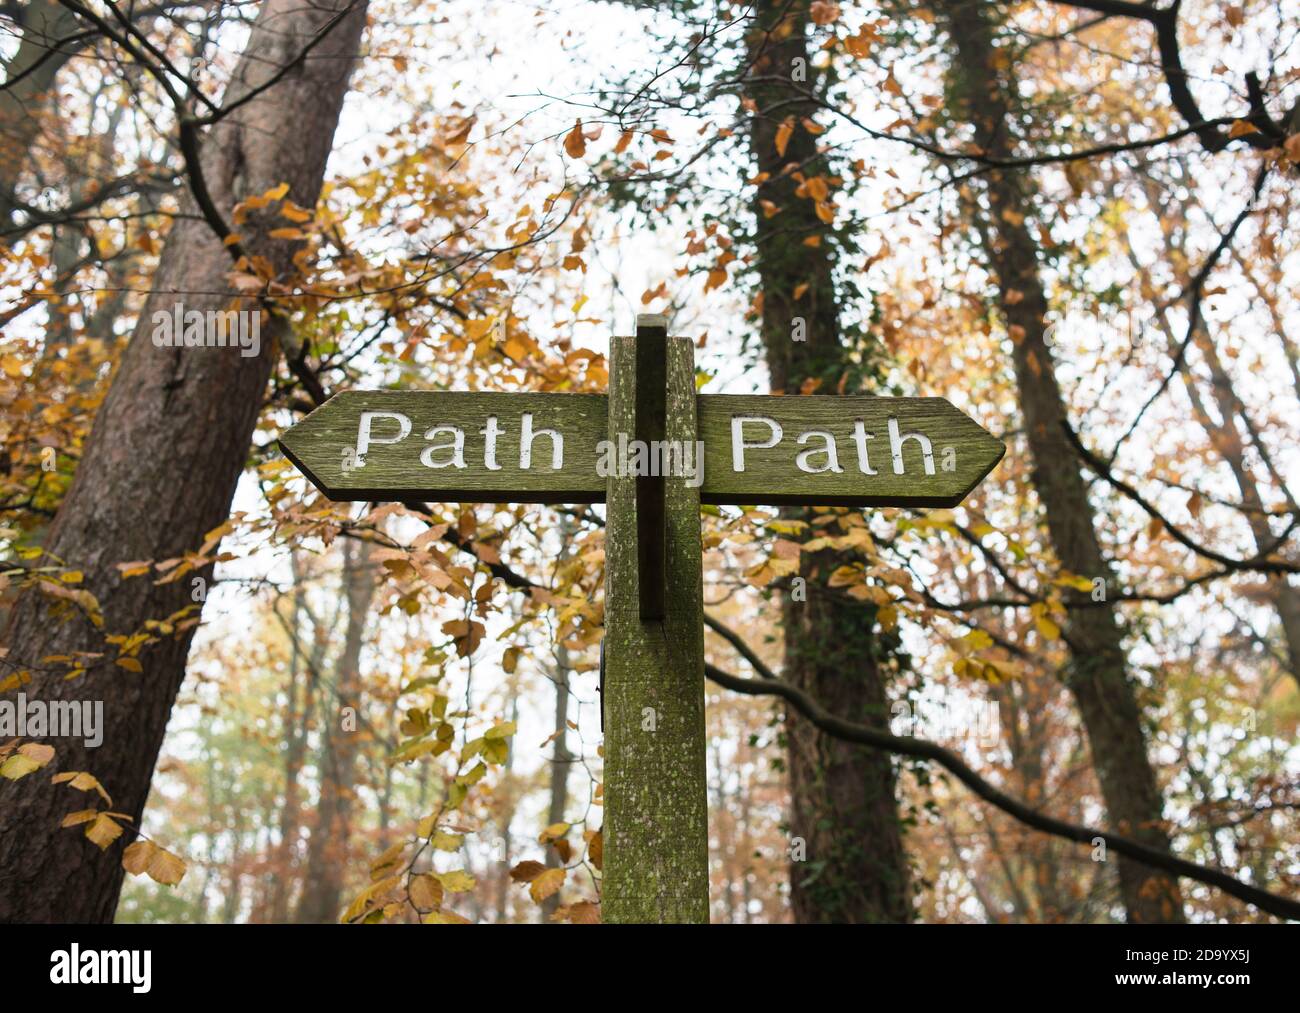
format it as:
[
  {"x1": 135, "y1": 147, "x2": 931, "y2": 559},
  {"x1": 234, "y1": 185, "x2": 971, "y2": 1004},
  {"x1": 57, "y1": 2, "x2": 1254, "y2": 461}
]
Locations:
[{"x1": 279, "y1": 313, "x2": 1005, "y2": 923}]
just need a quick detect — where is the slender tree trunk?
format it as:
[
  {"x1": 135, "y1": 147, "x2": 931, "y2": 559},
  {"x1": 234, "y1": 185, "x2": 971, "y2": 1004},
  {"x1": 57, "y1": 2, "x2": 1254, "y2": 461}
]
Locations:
[
  {"x1": 743, "y1": 0, "x2": 911, "y2": 923},
  {"x1": 938, "y1": 0, "x2": 1184, "y2": 923},
  {"x1": 540, "y1": 647, "x2": 571, "y2": 922},
  {"x1": 0, "y1": 0, "x2": 369, "y2": 923},
  {"x1": 267, "y1": 552, "x2": 310, "y2": 923},
  {"x1": 992, "y1": 674, "x2": 1066, "y2": 920},
  {"x1": 297, "y1": 536, "x2": 375, "y2": 923}
]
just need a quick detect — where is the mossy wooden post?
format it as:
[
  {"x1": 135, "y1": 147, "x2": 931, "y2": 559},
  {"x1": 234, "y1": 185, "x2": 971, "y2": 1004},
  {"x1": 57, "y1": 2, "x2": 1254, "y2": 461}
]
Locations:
[
  {"x1": 277, "y1": 308, "x2": 1007, "y2": 927},
  {"x1": 603, "y1": 314, "x2": 710, "y2": 923}
]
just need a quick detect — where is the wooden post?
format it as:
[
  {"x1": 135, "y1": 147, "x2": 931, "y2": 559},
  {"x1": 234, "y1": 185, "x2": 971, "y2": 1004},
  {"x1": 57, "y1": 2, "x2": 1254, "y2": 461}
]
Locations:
[
  {"x1": 277, "y1": 304, "x2": 1006, "y2": 927},
  {"x1": 602, "y1": 314, "x2": 710, "y2": 923}
]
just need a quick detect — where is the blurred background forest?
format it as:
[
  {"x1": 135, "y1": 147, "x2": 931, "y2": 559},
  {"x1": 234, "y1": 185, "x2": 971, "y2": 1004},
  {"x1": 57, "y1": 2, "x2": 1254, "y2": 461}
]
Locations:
[{"x1": 0, "y1": 0, "x2": 1297, "y2": 924}]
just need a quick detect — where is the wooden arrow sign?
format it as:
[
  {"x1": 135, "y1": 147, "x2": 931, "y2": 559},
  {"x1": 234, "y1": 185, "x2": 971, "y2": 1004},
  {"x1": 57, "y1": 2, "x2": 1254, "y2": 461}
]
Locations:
[{"x1": 278, "y1": 390, "x2": 1003, "y2": 508}]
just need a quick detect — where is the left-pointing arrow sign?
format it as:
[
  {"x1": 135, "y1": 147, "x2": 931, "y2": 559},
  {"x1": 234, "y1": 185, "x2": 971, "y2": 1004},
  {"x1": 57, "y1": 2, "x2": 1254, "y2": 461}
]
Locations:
[{"x1": 278, "y1": 390, "x2": 610, "y2": 503}]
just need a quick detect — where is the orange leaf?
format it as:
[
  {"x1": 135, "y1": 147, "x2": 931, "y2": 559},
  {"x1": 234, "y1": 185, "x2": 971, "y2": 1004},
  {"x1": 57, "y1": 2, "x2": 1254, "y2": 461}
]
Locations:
[
  {"x1": 775, "y1": 118, "x2": 794, "y2": 158},
  {"x1": 810, "y1": 1, "x2": 840, "y2": 26},
  {"x1": 564, "y1": 120, "x2": 587, "y2": 158},
  {"x1": 510, "y1": 860, "x2": 546, "y2": 883}
]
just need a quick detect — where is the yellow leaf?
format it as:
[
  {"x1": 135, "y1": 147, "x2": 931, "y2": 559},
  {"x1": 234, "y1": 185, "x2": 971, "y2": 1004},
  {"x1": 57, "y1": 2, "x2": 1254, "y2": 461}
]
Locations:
[
  {"x1": 437, "y1": 869, "x2": 476, "y2": 893},
  {"x1": 409, "y1": 873, "x2": 444, "y2": 911},
  {"x1": 280, "y1": 202, "x2": 313, "y2": 223},
  {"x1": 342, "y1": 875, "x2": 400, "y2": 922},
  {"x1": 146, "y1": 847, "x2": 186, "y2": 886},
  {"x1": 1, "y1": 749, "x2": 46, "y2": 780},
  {"x1": 1053, "y1": 574, "x2": 1095, "y2": 593},
  {"x1": 122, "y1": 840, "x2": 157, "y2": 875},
  {"x1": 828, "y1": 564, "x2": 862, "y2": 588},
  {"x1": 85, "y1": 813, "x2": 124, "y2": 850},
  {"x1": 529, "y1": 867, "x2": 566, "y2": 904},
  {"x1": 116, "y1": 657, "x2": 142, "y2": 673},
  {"x1": 1035, "y1": 616, "x2": 1061, "y2": 641},
  {"x1": 430, "y1": 830, "x2": 462, "y2": 852},
  {"x1": 53, "y1": 770, "x2": 111, "y2": 803}
]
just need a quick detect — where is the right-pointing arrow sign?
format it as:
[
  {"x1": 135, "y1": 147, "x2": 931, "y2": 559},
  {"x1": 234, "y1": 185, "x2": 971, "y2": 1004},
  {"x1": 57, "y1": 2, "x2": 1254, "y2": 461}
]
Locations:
[{"x1": 697, "y1": 395, "x2": 1005, "y2": 508}]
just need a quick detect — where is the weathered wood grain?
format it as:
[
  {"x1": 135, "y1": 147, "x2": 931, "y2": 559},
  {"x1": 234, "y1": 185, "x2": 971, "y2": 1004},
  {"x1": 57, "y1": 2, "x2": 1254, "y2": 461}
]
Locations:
[
  {"x1": 278, "y1": 389, "x2": 607, "y2": 502},
  {"x1": 279, "y1": 391, "x2": 1004, "y2": 507},
  {"x1": 697, "y1": 394, "x2": 1005, "y2": 507},
  {"x1": 602, "y1": 328, "x2": 710, "y2": 923}
]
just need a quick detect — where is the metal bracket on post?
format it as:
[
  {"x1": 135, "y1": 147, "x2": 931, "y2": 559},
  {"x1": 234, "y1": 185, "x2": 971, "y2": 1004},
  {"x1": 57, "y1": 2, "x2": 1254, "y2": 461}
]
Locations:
[{"x1": 634, "y1": 314, "x2": 667, "y2": 621}]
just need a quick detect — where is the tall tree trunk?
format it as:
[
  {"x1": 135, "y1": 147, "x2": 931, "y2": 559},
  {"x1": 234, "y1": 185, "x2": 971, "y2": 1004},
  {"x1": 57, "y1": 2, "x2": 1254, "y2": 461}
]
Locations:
[
  {"x1": 744, "y1": 0, "x2": 911, "y2": 923},
  {"x1": 0, "y1": 0, "x2": 369, "y2": 923},
  {"x1": 297, "y1": 536, "x2": 375, "y2": 923},
  {"x1": 938, "y1": 0, "x2": 1184, "y2": 923}
]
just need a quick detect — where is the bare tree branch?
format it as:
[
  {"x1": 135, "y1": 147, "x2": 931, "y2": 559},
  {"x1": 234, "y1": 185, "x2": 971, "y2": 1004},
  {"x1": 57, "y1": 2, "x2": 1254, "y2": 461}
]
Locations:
[{"x1": 705, "y1": 660, "x2": 1300, "y2": 920}]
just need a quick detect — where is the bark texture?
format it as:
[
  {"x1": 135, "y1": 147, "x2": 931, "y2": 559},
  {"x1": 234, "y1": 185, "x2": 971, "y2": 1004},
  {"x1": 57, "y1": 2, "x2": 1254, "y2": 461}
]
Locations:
[
  {"x1": 602, "y1": 330, "x2": 710, "y2": 923},
  {"x1": 744, "y1": 0, "x2": 911, "y2": 923},
  {"x1": 0, "y1": 0, "x2": 369, "y2": 923}
]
